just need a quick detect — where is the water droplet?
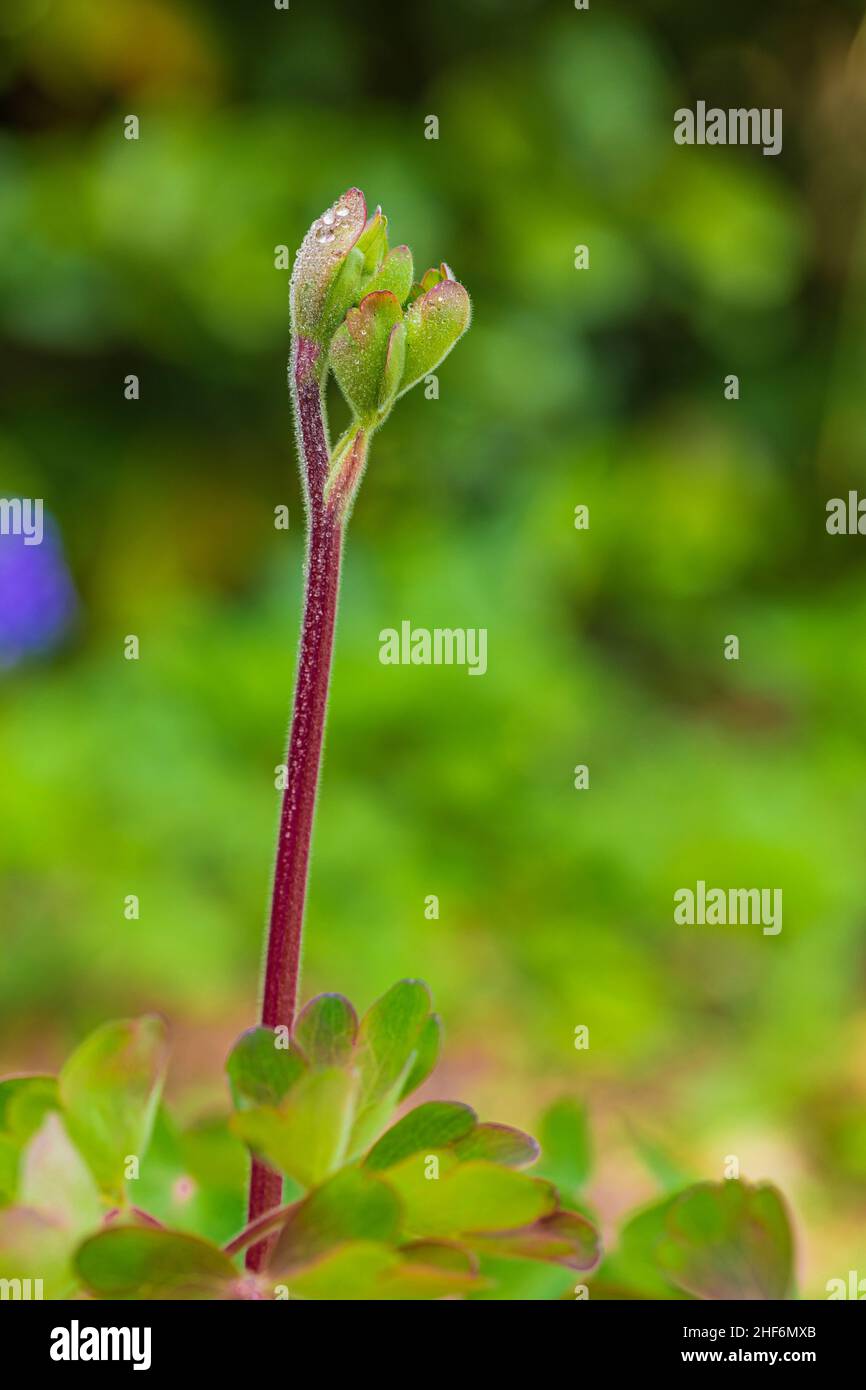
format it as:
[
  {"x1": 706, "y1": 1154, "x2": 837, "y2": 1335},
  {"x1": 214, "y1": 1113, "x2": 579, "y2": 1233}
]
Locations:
[
  {"x1": 335, "y1": 205, "x2": 350, "y2": 219},
  {"x1": 322, "y1": 209, "x2": 336, "y2": 226},
  {"x1": 316, "y1": 230, "x2": 336, "y2": 245}
]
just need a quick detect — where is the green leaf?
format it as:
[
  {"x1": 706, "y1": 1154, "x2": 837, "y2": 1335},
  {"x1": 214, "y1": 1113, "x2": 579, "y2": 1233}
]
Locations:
[
  {"x1": 386, "y1": 1150, "x2": 556, "y2": 1238},
  {"x1": 0, "y1": 1207, "x2": 76, "y2": 1298},
  {"x1": 591, "y1": 1193, "x2": 687, "y2": 1300},
  {"x1": 348, "y1": 980, "x2": 433, "y2": 1155},
  {"x1": 468, "y1": 1208, "x2": 601, "y2": 1272},
  {"x1": 0, "y1": 1135, "x2": 18, "y2": 1204},
  {"x1": 274, "y1": 1241, "x2": 397, "y2": 1301},
  {"x1": 20, "y1": 1113, "x2": 103, "y2": 1237},
  {"x1": 59, "y1": 1016, "x2": 169, "y2": 1201},
  {"x1": 537, "y1": 1098, "x2": 592, "y2": 1194},
  {"x1": 330, "y1": 290, "x2": 404, "y2": 425},
  {"x1": 399, "y1": 1240, "x2": 476, "y2": 1274},
  {"x1": 364, "y1": 1101, "x2": 476, "y2": 1171},
  {"x1": 398, "y1": 1012, "x2": 441, "y2": 1101},
  {"x1": 0, "y1": 1076, "x2": 59, "y2": 1146},
  {"x1": 453, "y1": 1122, "x2": 540, "y2": 1169},
  {"x1": 226, "y1": 1027, "x2": 306, "y2": 1109},
  {"x1": 291, "y1": 187, "x2": 367, "y2": 341},
  {"x1": 75, "y1": 1226, "x2": 238, "y2": 1300},
  {"x1": 133, "y1": 1106, "x2": 251, "y2": 1246},
  {"x1": 378, "y1": 320, "x2": 407, "y2": 416},
  {"x1": 398, "y1": 279, "x2": 471, "y2": 397},
  {"x1": 232, "y1": 1067, "x2": 358, "y2": 1189},
  {"x1": 364, "y1": 245, "x2": 414, "y2": 305},
  {"x1": 269, "y1": 1166, "x2": 401, "y2": 1275},
  {"x1": 294, "y1": 994, "x2": 357, "y2": 1069},
  {"x1": 0, "y1": 1076, "x2": 61, "y2": 1204},
  {"x1": 354, "y1": 207, "x2": 388, "y2": 275},
  {"x1": 274, "y1": 1241, "x2": 480, "y2": 1301},
  {"x1": 374, "y1": 1256, "x2": 481, "y2": 1300},
  {"x1": 318, "y1": 247, "x2": 366, "y2": 350},
  {"x1": 657, "y1": 1180, "x2": 794, "y2": 1301}
]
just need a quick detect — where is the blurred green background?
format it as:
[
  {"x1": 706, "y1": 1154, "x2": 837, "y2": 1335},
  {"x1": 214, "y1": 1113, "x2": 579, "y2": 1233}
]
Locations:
[{"x1": 2, "y1": 0, "x2": 866, "y2": 1295}]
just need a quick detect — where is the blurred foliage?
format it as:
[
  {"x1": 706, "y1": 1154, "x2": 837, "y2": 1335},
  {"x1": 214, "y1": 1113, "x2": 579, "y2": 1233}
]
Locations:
[
  {"x1": 0, "y1": 1001, "x2": 793, "y2": 1301},
  {"x1": 2, "y1": 0, "x2": 866, "y2": 1297}
]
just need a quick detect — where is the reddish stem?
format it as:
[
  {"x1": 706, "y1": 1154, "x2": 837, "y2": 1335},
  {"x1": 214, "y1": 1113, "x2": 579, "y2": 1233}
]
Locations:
[
  {"x1": 245, "y1": 337, "x2": 344, "y2": 1271},
  {"x1": 225, "y1": 1201, "x2": 298, "y2": 1258}
]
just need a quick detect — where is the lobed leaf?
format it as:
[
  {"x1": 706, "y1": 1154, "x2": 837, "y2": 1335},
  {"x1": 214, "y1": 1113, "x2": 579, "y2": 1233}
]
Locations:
[
  {"x1": 226, "y1": 1027, "x2": 306, "y2": 1110},
  {"x1": 348, "y1": 979, "x2": 433, "y2": 1155},
  {"x1": 274, "y1": 1241, "x2": 396, "y2": 1301},
  {"x1": 397, "y1": 1012, "x2": 441, "y2": 1101},
  {"x1": 76, "y1": 1226, "x2": 237, "y2": 1301},
  {"x1": 453, "y1": 1121, "x2": 540, "y2": 1169},
  {"x1": 590, "y1": 1193, "x2": 688, "y2": 1300},
  {"x1": 294, "y1": 994, "x2": 358, "y2": 1070},
  {"x1": 656, "y1": 1180, "x2": 794, "y2": 1301},
  {"x1": 269, "y1": 1166, "x2": 401, "y2": 1275},
  {"x1": 232, "y1": 1067, "x2": 358, "y2": 1189},
  {"x1": 364, "y1": 1101, "x2": 477, "y2": 1171},
  {"x1": 468, "y1": 1208, "x2": 601, "y2": 1272},
  {"x1": 386, "y1": 1150, "x2": 556, "y2": 1239},
  {"x1": 274, "y1": 1240, "x2": 480, "y2": 1301},
  {"x1": 59, "y1": 1016, "x2": 169, "y2": 1202}
]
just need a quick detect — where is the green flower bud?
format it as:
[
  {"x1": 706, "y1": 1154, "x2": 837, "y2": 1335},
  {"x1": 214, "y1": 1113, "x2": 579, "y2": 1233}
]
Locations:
[
  {"x1": 290, "y1": 187, "x2": 367, "y2": 342},
  {"x1": 364, "y1": 245, "x2": 414, "y2": 305},
  {"x1": 397, "y1": 277, "x2": 471, "y2": 398},
  {"x1": 291, "y1": 189, "x2": 470, "y2": 488},
  {"x1": 329, "y1": 290, "x2": 404, "y2": 427}
]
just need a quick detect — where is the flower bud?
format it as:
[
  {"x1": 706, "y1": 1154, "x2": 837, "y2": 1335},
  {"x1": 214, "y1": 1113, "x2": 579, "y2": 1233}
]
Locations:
[
  {"x1": 291, "y1": 190, "x2": 470, "y2": 434},
  {"x1": 397, "y1": 278, "x2": 471, "y2": 399},
  {"x1": 330, "y1": 290, "x2": 404, "y2": 426},
  {"x1": 290, "y1": 188, "x2": 367, "y2": 342}
]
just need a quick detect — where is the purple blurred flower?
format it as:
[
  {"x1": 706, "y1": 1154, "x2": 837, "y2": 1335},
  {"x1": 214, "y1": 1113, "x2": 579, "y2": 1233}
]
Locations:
[{"x1": 0, "y1": 507, "x2": 78, "y2": 669}]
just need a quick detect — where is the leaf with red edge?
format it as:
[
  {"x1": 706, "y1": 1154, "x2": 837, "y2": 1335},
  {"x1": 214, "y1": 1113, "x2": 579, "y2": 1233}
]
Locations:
[
  {"x1": 469, "y1": 1208, "x2": 601, "y2": 1272},
  {"x1": 291, "y1": 187, "x2": 367, "y2": 340}
]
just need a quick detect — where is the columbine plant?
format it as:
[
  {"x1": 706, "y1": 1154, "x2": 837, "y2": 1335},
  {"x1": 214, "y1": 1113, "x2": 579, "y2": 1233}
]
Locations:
[
  {"x1": 249, "y1": 190, "x2": 471, "y2": 1260},
  {"x1": 0, "y1": 193, "x2": 800, "y2": 1302}
]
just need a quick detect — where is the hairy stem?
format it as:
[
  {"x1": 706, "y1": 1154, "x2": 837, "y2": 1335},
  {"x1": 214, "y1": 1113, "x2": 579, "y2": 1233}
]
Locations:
[
  {"x1": 245, "y1": 338, "x2": 342, "y2": 1272},
  {"x1": 244, "y1": 337, "x2": 370, "y2": 1273},
  {"x1": 225, "y1": 1202, "x2": 298, "y2": 1258}
]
